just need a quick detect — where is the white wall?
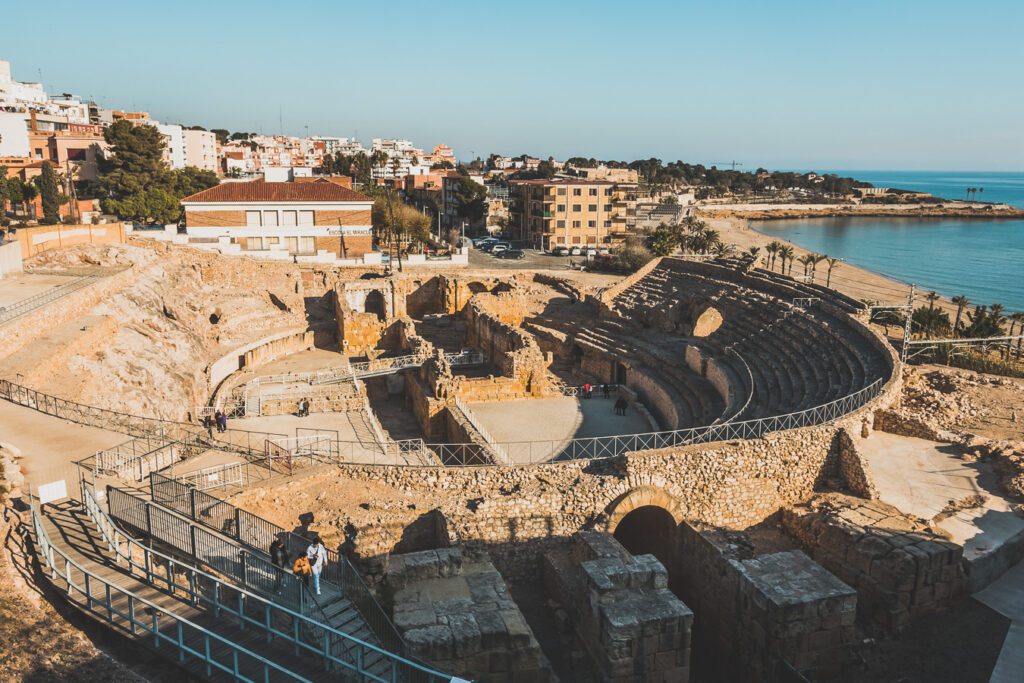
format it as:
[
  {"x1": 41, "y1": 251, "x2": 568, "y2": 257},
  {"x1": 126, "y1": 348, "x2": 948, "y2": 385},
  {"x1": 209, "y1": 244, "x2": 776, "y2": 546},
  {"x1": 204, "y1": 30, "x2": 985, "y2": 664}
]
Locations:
[
  {"x1": 156, "y1": 123, "x2": 186, "y2": 169},
  {"x1": 0, "y1": 111, "x2": 30, "y2": 157},
  {"x1": 0, "y1": 240, "x2": 24, "y2": 276}
]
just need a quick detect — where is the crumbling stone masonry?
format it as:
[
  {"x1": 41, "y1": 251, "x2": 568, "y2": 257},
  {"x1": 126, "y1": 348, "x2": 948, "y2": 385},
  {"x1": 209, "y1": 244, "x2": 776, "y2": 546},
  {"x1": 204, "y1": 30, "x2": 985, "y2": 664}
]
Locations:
[
  {"x1": 544, "y1": 532, "x2": 693, "y2": 682},
  {"x1": 387, "y1": 547, "x2": 554, "y2": 682},
  {"x1": 782, "y1": 495, "x2": 966, "y2": 628},
  {"x1": 676, "y1": 523, "x2": 857, "y2": 681}
]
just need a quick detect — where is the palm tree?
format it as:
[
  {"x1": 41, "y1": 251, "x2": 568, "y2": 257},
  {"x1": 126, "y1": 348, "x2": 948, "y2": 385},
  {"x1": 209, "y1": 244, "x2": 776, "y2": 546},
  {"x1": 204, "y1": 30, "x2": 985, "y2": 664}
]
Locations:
[
  {"x1": 798, "y1": 254, "x2": 815, "y2": 280},
  {"x1": 825, "y1": 257, "x2": 841, "y2": 288},
  {"x1": 779, "y1": 246, "x2": 795, "y2": 276},
  {"x1": 745, "y1": 245, "x2": 761, "y2": 261},
  {"x1": 810, "y1": 253, "x2": 827, "y2": 283},
  {"x1": 951, "y1": 295, "x2": 969, "y2": 335},
  {"x1": 765, "y1": 241, "x2": 781, "y2": 271},
  {"x1": 925, "y1": 291, "x2": 940, "y2": 311}
]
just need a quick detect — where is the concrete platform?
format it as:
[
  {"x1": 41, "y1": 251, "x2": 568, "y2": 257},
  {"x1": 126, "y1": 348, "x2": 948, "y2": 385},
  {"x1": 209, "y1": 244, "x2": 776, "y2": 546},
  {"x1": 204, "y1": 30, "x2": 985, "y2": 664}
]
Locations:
[
  {"x1": 860, "y1": 431, "x2": 1024, "y2": 589},
  {"x1": 467, "y1": 395, "x2": 653, "y2": 463},
  {"x1": 0, "y1": 272, "x2": 84, "y2": 308}
]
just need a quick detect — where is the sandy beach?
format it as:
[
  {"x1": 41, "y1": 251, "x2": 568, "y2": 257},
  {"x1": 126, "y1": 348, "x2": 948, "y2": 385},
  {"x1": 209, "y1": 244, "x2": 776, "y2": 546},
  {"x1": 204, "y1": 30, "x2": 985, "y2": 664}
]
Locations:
[{"x1": 703, "y1": 212, "x2": 963, "y2": 317}]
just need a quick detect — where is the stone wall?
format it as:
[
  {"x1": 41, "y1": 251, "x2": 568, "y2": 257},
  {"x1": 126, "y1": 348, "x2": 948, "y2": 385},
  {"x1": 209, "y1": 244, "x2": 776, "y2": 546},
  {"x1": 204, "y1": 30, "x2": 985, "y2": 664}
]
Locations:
[
  {"x1": 387, "y1": 547, "x2": 555, "y2": 682},
  {"x1": 322, "y1": 419, "x2": 875, "y2": 583},
  {"x1": 782, "y1": 495, "x2": 965, "y2": 628},
  {"x1": 0, "y1": 264, "x2": 139, "y2": 363},
  {"x1": 835, "y1": 428, "x2": 879, "y2": 499},
  {"x1": 543, "y1": 532, "x2": 693, "y2": 682},
  {"x1": 463, "y1": 293, "x2": 551, "y2": 397},
  {"x1": 675, "y1": 524, "x2": 856, "y2": 681}
]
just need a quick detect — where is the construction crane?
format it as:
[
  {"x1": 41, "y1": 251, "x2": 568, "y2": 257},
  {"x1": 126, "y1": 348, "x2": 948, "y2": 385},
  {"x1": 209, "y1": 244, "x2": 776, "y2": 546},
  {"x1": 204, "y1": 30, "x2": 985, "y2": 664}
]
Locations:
[{"x1": 712, "y1": 161, "x2": 744, "y2": 171}]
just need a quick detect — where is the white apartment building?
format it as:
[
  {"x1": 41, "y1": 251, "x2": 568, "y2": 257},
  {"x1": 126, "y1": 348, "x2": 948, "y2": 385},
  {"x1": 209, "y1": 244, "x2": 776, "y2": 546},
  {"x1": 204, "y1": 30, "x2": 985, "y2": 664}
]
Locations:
[
  {"x1": 154, "y1": 122, "x2": 185, "y2": 169},
  {"x1": 183, "y1": 128, "x2": 218, "y2": 172},
  {"x1": 0, "y1": 59, "x2": 47, "y2": 106},
  {"x1": 370, "y1": 138, "x2": 431, "y2": 179},
  {"x1": 0, "y1": 111, "x2": 30, "y2": 157}
]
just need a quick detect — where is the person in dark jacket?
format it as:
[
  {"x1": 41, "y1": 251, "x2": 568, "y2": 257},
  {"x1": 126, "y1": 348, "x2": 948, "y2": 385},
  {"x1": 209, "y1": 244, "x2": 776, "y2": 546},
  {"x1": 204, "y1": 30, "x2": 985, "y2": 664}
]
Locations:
[{"x1": 270, "y1": 538, "x2": 289, "y2": 593}]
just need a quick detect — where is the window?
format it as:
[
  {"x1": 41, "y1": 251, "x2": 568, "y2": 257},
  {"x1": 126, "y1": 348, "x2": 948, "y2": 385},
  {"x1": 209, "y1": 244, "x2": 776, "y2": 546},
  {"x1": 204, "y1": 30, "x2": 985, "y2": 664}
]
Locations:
[
  {"x1": 572, "y1": 220, "x2": 582, "y2": 228},
  {"x1": 282, "y1": 210, "x2": 297, "y2": 226},
  {"x1": 556, "y1": 204, "x2": 565, "y2": 212},
  {"x1": 604, "y1": 220, "x2": 612, "y2": 228},
  {"x1": 66, "y1": 148, "x2": 87, "y2": 161},
  {"x1": 556, "y1": 220, "x2": 566, "y2": 228},
  {"x1": 557, "y1": 188, "x2": 566, "y2": 195},
  {"x1": 604, "y1": 204, "x2": 612, "y2": 212},
  {"x1": 588, "y1": 204, "x2": 597, "y2": 212},
  {"x1": 285, "y1": 237, "x2": 298, "y2": 253},
  {"x1": 267, "y1": 237, "x2": 280, "y2": 245},
  {"x1": 572, "y1": 188, "x2": 582, "y2": 196},
  {"x1": 589, "y1": 188, "x2": 598, "y2": 196},
  {"x1": 245, "y1": 211, "x2": 261, "y2": 227},
  {"x1": 262, "y1": 210, "x2": 279, "y2": 226},
  {"x1": 572, "y1": 204, "x2": 582, "y2": 212},
  {"x1": 588, "y1": 220, "x2": 596, "y2": 228},
  {"x1": 299, "y1": 210, "x2": 314, "y2": 225},
  {"x1": 572, "y1": 236, "x2": 582, "y2": 244},
  {"x1": 604, "y1": 188, "x2": 613, "y2": 196}
]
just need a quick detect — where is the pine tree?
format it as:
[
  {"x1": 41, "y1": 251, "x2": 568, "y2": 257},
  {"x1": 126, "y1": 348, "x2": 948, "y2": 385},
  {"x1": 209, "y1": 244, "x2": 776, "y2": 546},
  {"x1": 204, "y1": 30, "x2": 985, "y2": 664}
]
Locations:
[{"x1": 38, "y1": 161, "x2": 62, "y2": 225}]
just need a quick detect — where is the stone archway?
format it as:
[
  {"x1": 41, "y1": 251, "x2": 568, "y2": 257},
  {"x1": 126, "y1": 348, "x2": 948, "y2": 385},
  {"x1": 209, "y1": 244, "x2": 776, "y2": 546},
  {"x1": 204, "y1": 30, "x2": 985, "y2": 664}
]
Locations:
[
  {"x1": 603, "y1": 485, "x2": 685, "y2": 533},
  {"x1": 604, "y1": 486, "x2": 685, "y2": 590},
  {"x1": 364, "y1": 290, "x2": 386, "y2": 321}
]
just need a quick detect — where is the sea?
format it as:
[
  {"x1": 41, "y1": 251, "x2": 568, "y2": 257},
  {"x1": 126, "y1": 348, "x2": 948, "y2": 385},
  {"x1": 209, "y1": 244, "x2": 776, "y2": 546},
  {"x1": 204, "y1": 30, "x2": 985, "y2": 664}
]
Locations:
[{"x1": 751, "y1": 171, "x2": 1024, "y2": 312}]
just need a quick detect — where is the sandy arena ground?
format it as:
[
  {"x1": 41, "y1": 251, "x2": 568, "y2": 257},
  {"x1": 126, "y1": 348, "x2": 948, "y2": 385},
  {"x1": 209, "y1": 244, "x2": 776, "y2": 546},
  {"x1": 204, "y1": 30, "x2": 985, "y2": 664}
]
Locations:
[{"x1": 0, "y1": 272, "x2": 89, "y2": 308}]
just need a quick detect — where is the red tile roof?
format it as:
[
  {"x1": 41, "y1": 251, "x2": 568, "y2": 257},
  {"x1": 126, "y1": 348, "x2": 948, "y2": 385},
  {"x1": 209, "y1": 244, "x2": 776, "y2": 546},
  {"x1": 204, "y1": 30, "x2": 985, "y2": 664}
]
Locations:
[{"x1": 181, "y1": 178, "x2": 372, "y2": 204}]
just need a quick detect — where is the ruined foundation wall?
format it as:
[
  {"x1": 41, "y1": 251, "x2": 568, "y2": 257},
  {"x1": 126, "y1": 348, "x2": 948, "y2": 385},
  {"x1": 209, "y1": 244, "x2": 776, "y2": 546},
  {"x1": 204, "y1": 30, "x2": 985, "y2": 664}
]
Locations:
[
  {"x1": 835, "y1": 428, "x2": 879, "y2": 499},
  {"x1": 782, "y1": 497, "x2": 966, "y2": 628}
]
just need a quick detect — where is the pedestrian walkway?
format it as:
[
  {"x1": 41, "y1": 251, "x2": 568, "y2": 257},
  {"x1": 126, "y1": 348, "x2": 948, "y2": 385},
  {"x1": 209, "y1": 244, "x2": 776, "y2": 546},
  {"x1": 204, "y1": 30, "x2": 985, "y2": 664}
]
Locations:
[{"x1": 975, "y1": 559, "x2": 1024, "y2": 682}]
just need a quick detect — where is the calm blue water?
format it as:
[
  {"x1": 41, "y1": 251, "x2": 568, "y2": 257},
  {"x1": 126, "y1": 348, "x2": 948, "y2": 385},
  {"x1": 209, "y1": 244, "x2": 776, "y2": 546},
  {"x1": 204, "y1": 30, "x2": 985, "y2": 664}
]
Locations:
[
  {"x1": 753, "y1": 216, "x2": 1024, "y2": 311},
  {"x1": 829, "y1": 170, "x2": 1024, "y2": 208}
]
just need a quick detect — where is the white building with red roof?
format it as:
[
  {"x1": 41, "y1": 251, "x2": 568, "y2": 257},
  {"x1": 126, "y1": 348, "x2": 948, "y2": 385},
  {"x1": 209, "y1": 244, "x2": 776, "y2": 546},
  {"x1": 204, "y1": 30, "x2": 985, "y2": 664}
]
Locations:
[{"x1": 180, "y1": 176, "x2": 376, "y2": 263}]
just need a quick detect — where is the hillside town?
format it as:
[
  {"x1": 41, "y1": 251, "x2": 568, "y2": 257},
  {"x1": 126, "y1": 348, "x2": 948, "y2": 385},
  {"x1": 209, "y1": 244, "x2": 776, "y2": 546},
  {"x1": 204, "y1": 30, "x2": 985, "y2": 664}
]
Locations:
[{"x1": 6, "y1": 56, "x2": 987, "y2": 272}]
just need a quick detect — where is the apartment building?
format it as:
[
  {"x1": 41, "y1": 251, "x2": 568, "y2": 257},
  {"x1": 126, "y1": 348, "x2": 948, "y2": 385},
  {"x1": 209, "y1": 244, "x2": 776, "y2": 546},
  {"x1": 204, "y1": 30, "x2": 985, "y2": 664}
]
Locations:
[
  {"x1": 509, "y1": 178, "x2": 638, "y2": 250},
  {"x1": 370, "y1": 138, "x2": 431, "y2": 179},
  {"x1": 183, "y1": 128, "x2": 218, "y2": 172},
  {"x1": 181, "y1": 177, "x2": 374, "y2": 262}
]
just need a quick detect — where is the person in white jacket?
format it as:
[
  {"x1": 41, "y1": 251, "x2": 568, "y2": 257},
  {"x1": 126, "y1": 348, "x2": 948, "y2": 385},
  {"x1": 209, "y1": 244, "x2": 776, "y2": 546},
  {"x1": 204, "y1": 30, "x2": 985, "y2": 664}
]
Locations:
[{"x1": 306, "y1": 537, "x2": 328, "y2": 595}]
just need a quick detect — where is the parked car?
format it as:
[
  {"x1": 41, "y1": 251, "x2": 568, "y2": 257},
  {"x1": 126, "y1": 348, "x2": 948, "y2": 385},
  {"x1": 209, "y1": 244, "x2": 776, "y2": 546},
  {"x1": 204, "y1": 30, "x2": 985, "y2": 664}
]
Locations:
[
  {"x1": 490, "y1": 242, "x2": 512, "y2": 254},
  {"x1": 569, "y1": 246, "x2": 583, "y2": 256},
  {"x1": 552, "y1": 247, "x2": 570, "y2": 256},
  {"x1": 583, "y1": 247, "x2": 598, "y2": 257},
  {"x1": 473, "y1": 237, "x2": 498, "y2": 248},
  {"x1": 496, "y1": 249, "x2": 526, "y2": 260},
  {"x1": 480, "y1": 241, "x2": 503, "y2": 252}
]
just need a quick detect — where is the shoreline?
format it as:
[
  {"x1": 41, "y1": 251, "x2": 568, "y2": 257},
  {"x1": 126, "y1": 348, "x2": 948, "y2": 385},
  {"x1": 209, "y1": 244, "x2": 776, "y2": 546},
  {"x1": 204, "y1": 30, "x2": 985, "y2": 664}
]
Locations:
[
  {"x1": 699, "y1": 204, "x2": 1024, "y2": 222},
  {"x1": 701, "y1": 213, "x2": 963, "y2": 316}
]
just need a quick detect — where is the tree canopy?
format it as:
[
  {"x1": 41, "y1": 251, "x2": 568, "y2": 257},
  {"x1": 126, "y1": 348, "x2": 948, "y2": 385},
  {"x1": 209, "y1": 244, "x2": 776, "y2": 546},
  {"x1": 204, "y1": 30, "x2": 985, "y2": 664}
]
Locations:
[
  {"x1": 93, "y1": 121, "x2": 218, "y2": 224},
  {"x1": 452, "y1": 176, "x2": 487, "y2": 225},
  {"x1": 36, "y1": 161, "x2": 64, "y2": 224}
]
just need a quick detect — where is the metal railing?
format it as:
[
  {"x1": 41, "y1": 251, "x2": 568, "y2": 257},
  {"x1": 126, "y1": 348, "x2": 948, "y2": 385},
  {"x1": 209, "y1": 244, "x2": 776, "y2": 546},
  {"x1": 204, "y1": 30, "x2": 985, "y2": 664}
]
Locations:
[
  {"x1": 0, "y1": 275, "x2": 100, "y2": 325},
  {"x1": 174, "y1": 460, "x2": 251, "y2": 492},
  {"x1": 31, "y1": 500, "x2": 311, "y2": 682},
  {"x1": 148, "y1": 473, "x2": 414, "y2": 666},
  {"x1": 453, "y1": 397, "x2": 510, "y2": 465},
  {"x1": 91, "y1": 485, "x2": 449, "y2": 682}
]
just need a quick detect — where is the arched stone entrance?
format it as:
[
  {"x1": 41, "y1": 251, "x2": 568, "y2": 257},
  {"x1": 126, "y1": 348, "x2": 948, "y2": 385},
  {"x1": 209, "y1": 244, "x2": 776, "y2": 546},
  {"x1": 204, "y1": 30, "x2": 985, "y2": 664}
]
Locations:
[
  {"x1": 605, "y1": 486, "x2": 685, "y2": 591},
  {"x1": 364, "y1": 290, "x2": 386, "y2": 321}
]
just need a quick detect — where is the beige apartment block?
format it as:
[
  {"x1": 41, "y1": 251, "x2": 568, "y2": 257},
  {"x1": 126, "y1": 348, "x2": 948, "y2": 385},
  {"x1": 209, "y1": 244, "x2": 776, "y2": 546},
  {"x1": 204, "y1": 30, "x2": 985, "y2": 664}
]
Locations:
[{"x1": 509, "y1": 178, "x2": 638, "y2": 250}]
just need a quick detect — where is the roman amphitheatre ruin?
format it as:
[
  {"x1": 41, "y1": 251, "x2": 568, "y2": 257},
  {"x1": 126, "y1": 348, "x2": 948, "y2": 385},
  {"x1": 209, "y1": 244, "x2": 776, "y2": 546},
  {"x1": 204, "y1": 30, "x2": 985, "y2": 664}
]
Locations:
[{"x1": 1, "y1": 236, "x2": 1023, "y2": 683}]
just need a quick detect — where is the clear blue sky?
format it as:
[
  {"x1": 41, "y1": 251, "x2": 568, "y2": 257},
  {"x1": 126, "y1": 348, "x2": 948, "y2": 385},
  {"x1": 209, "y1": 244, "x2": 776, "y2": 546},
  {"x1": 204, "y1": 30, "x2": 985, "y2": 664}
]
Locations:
[{"x1": 5, "y1": 0, "x2": 1022, "y2": 171}]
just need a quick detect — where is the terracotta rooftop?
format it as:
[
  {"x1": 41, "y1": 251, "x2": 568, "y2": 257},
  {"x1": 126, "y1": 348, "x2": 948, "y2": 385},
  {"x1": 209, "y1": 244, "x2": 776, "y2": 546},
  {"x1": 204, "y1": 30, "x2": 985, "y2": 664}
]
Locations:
[
  {"x1": 510, "y1": 178, "x2": 616, "y2": 186},
  {"x1": 181, "y1": 178, "x2": 371, "y2": 203}
]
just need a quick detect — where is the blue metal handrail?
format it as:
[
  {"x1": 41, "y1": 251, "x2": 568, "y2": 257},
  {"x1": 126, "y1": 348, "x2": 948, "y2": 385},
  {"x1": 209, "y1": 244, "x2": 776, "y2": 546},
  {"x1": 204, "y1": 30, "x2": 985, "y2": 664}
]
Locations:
[
  {"x1": 87, "y1": 484, "x2": 450, "y2": 682},
  {"x1": 30, "y1": 502, "x2": 311, "y2": 682}
]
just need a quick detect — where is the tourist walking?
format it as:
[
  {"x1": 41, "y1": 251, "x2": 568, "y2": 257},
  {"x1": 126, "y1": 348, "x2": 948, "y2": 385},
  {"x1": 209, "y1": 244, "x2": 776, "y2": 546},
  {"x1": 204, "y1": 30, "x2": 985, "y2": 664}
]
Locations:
[
  {"x1": 203, "y1": 413, "x2": 213, "y2": 438},
  {"x1": 307, "y1": 537, "x2": 328, "y2": 596},
  {"x1": 614, "y1": 397, "x2": 628, "y2": 416},
  {"x1": 292, "y1": 554, "x2": 312, "y2": 588},
  {"x1": 270, "y1": 538, "x2": 289, "y2": 593},
  {"x1": 298, "y1": 398, "x2": 309, "y2": 418},
  {"x1": 217, "y1": 411, "x2": 228, "y2": 433},
  {"x1": 601, "y1": 384, "x2": 610, "y2": 399},
  {"x1": 583, "y1": 382, "x2": 592, "y2": 399}
]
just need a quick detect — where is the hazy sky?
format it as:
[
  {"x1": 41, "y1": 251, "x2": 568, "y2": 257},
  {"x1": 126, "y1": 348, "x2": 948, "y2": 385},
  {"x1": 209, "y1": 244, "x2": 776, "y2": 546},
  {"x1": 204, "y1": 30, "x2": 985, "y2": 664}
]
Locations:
[{"x1": 5, "y1": 0, "x2": 1022, "y2": 170}]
